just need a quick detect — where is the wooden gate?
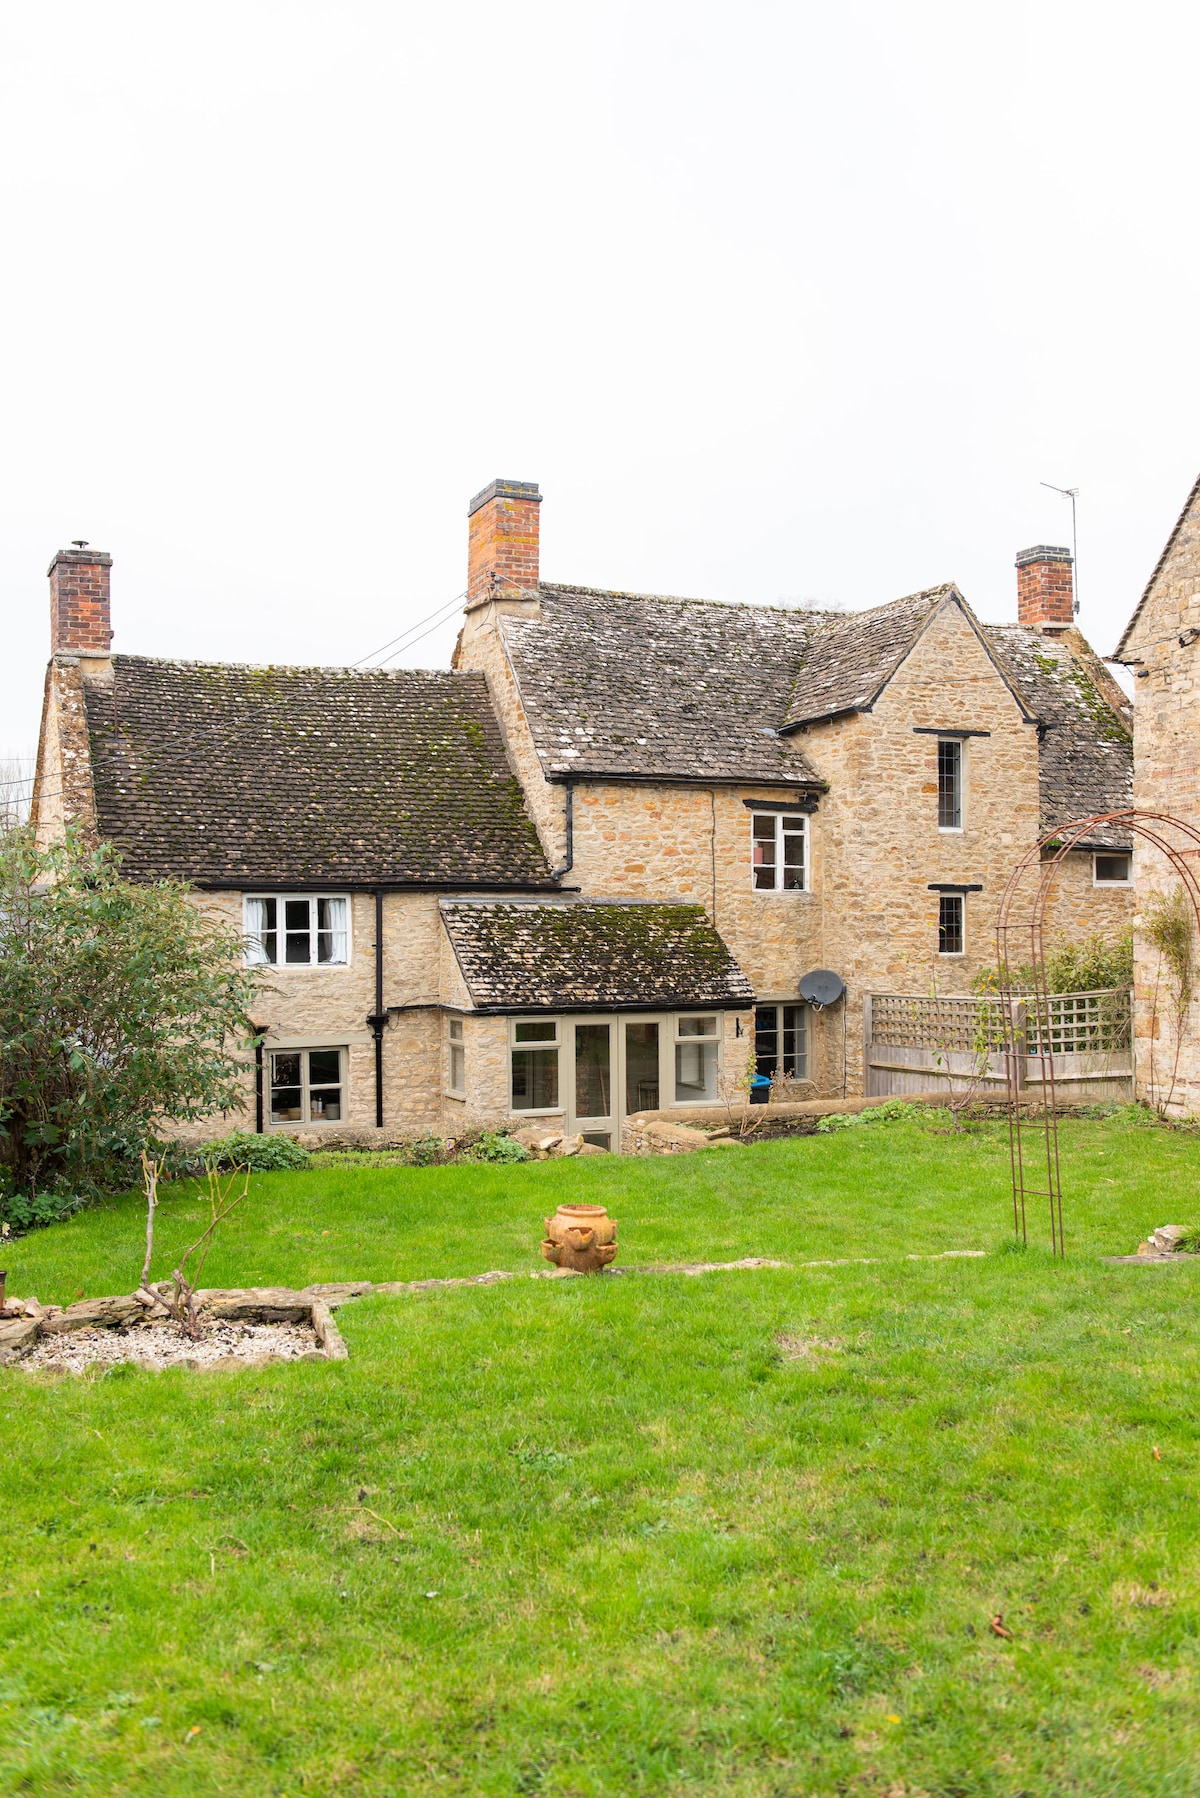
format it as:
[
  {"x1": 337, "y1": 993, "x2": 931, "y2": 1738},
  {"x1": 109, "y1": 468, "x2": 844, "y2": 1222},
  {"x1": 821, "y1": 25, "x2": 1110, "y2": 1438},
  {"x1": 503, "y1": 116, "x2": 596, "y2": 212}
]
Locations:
[{"x1": 863, "y1": 988, "x2": 1133, "y2": 1104}]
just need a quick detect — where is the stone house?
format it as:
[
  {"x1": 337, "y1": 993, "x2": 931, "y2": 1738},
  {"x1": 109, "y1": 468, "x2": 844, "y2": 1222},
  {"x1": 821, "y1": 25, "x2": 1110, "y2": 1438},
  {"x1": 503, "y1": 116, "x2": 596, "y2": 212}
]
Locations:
[
  {"x1": 31, "y1": 484, "x2": 1134, "y2": 1144},
  {"x1": 1114, "y1": 468, "x2": 1200, "y2": 1113}
]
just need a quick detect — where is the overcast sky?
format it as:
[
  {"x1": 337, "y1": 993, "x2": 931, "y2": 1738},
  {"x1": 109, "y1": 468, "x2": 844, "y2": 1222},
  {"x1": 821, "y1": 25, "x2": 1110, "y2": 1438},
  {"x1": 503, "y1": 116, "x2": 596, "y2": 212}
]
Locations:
[{"x1": 4, "y1": 0, "x2": 1198, "y2": 768}]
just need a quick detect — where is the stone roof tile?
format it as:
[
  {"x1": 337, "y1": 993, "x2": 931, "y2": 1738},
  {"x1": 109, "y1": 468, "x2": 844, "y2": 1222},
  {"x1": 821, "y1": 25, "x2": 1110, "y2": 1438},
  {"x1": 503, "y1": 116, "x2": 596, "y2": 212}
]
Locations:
[
  {"x1": 986, "y1": 626, "x2": 1134, "y2": 847},
  {"x1": 501, "y1": 586, "x2": 827, "y2": 786},
  {"x1": 440, "y1": 898, "x2": 755, "y2": 1011},
  {"x1": 505, "y1": 583, "x2": 1132, "y2": 849},
  {"x1": 778, "y1": 586, "x2": 955, "y2": 729},
  {"x1": 84, "y1": 656, "x2": 554, "y2": 887}
]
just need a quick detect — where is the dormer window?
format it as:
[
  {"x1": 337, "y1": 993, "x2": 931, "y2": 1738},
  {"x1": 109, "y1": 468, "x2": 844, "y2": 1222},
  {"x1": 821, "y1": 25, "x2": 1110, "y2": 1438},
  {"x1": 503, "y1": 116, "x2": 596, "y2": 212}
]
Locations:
[{"x1": 244, "y1": 895, "x2": 350, "y2": 967}]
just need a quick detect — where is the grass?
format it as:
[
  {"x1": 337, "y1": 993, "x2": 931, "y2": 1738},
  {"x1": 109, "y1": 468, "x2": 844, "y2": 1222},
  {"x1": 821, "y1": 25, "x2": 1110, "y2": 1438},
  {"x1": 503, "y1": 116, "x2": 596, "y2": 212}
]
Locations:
[{"x1": 4, "y1": 1112, "x2": 1200, "y2": 1795}]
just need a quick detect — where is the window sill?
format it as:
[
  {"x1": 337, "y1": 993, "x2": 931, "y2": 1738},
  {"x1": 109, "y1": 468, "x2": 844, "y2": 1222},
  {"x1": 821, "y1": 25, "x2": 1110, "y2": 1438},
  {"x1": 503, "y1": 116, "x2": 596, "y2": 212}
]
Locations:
[
  {"x1": 266, "y1": 1119, "x2": 346, "y2": 1130},
  {"x1": 245, "y1": 963, "x2": 352, "y2": 973},
  {"x1": 937, "y1": 827, "x2": 964, "y2": 836},
  {"x1": 444, "y1": 1090, "x2": 467, "y2": 1102}
]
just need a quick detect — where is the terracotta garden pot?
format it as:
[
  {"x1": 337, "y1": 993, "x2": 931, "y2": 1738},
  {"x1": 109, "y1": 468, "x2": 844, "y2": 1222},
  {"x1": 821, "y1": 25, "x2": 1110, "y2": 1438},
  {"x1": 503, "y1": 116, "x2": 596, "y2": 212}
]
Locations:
[{"x1": 541, "y1": 1203, "x2": 618, "y2": 1274}]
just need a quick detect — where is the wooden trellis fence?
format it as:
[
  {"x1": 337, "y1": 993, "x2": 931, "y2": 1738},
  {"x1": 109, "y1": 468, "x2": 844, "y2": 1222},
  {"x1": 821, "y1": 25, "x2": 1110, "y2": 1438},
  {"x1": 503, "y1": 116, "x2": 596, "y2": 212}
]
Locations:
[{"x1": 864, "y1": 987, "x2": 1133, "y2": 1104}]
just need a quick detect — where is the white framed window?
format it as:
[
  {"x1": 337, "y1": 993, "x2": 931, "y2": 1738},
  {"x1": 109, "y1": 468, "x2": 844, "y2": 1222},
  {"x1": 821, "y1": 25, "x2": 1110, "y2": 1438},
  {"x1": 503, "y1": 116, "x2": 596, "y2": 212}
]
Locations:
[
  {"x1": 938, "y1": 739, "x2": 963, "y2": 831},
  {"x1": 269, "y1": 1046, "x2": 344, "y2": 1124},
  {"x1": 1094, "y1": 852, "x2": 1132, "y2": 886},
  {"x1": 938, "y1": 893, "x2": 964, "y2": 956},
  {"x1": 244, "y1": 895, "x2": 350, "y2": 967},
  {"x1": 751, "y1": 813, "x2": 807, "y2": 891},
  {"x1": 448, "y1": 1016, "x2": 466, "y2": 1094},
  {"x1": 754, "y1": 1004, "x2": 808, "y2": 1080},
  {"x1": 674, "y1": 1014, "x2": 721, "y2": 1102},
  {"x1": 505, "y1": 1013, "x2": 726, "y2": 1119},
  {"x1": 509, "y1": 1018, "x2": 561, "y2": 1112}
]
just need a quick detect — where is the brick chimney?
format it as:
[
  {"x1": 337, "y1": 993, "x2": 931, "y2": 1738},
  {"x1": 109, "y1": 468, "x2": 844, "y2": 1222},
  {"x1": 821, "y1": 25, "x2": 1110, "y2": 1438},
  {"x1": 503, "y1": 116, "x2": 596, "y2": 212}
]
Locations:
[
  {"x1": 49, "y1": 543, "x2": 113, "y2": 657},
  {"x1": 467, "y1": 479, "x2": 541, "y2": 610},
  {"x1": 1015, "y1": 544, "x2": 1074, "y2": 631}
]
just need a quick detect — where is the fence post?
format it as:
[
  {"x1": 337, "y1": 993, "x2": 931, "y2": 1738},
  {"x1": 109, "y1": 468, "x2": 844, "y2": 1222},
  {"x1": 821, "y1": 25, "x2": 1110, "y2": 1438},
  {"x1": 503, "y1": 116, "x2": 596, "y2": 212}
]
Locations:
[
  {"x1": 862, "y1": 992, "x2": 873, "y2": 1095},
  {"x1": 1009, "y1": 998, "x2": 1028, "y2": 1093}
]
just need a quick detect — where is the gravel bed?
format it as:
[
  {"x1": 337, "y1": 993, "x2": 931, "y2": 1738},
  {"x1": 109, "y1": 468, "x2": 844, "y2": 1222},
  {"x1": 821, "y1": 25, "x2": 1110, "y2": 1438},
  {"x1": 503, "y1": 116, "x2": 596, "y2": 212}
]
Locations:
[{"x1": 22, "y1": 1318, "x2": 320, "y2": 1374}]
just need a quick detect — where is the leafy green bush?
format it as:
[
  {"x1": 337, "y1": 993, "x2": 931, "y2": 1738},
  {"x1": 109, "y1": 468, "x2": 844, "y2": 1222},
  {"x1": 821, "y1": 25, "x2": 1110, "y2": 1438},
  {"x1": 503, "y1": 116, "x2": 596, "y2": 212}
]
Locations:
[
  {"x1": 0, "y1": 1187, "x2": 86, "y2": 1236},
  {"x1": 815, "y1": 1100, "x2": 929, "y2": 1135},
  {"x1": 973, "y1": 929, "x2": 1133, "y2": 996},
  {"x1": 459, "y1": 1132, "x2": 530, "y2": 1165},
  {"x1": 308, "y1": 1132, "x2": 530, "y2": 1169},
  {"x1": 308, "y1": 1138, "x2": 451, "y2": 1170},
  {"x1": 0, "y1": 826, "x2": 260, "y2": 1196},
  {"x1": 197, "y1": 1131, "x2": 310, "y2": 1172}
]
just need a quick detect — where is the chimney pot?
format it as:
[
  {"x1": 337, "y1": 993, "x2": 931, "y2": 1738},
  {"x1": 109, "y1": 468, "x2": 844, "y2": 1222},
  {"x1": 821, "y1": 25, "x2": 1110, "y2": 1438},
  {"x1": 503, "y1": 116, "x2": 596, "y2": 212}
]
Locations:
[
  {"x1": 1015, "y1": 544, "x2": 1074, "y2": 630},
  {"x1": 48, "y1": 545, "x2": 113, "y2": 657},
  {"x1": 467, "y1": 478, "x2": 541, "y2": 608}
]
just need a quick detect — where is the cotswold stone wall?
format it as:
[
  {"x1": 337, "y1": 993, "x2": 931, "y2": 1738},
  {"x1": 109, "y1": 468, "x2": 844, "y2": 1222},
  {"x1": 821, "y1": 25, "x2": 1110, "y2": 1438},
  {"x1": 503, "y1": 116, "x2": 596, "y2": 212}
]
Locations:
[
  {"x1": 801, "y1": 604, "x2": 1044, "y2": 1091},
  {"x1": 1121, "y1": 480, "x2": 1200, "y2": 1115},
  {"x1": 529, "y1": 605, "x2": 1059, "y2": 1097},
  {"x1": 453, "y1": 596, "x2": 564, "y2": 864},
  {"x1": 562, "y1": 784, "x2": 834, "y2": 1087},
  {"x1": 457, "y1": 596, "x2": 1133, "y2": 1101},
  {"x1": 1038, "y1": 852, "x2": 1134, "y2": 948},
  {"x1": 172, "y1": 888, "x2": 757, "y2": 1143},
  {"x1": 192, "y1": 891, "x2": 454, "y2": 1138},
  {"x1": 32, "y1": 657, "x2": 109, "y2": 852}
]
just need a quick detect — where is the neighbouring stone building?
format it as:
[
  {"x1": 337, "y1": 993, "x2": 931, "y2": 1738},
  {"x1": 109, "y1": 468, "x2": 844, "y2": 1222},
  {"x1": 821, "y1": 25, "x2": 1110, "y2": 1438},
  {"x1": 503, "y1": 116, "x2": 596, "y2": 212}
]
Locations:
[
  {"x1": 32, "y1": 482, "x2": 1134, "y2": 1145},
  {"x1": 1114, "y1": 469, "x2": 1200, "y2": 1114}
]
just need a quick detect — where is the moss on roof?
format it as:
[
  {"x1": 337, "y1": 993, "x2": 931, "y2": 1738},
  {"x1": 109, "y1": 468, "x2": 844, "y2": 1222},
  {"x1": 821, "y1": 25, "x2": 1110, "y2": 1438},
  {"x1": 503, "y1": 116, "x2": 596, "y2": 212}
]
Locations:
[
  {"x1": 440, "y1": 899, "x2": 755, "y2": 1011},
  {"x1": 84, "y1": 657, "x2": 554, "y2": 888},
  {"x1": 987, "y1": 627, "x2": 1133, "y2": 847}
]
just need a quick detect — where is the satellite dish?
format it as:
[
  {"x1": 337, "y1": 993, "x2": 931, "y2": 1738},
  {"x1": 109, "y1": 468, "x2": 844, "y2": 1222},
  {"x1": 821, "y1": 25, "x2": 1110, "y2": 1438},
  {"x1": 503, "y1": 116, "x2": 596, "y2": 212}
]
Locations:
[{"x1": 798, "y1": 968, "x2": 845, "y2": 1009}]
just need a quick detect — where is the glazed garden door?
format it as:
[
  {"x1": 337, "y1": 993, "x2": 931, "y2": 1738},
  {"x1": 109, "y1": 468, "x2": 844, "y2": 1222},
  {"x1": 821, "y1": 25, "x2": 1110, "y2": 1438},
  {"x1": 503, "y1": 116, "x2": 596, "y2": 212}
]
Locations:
[{"x1": 569, "y1": 1020, "x2": 616, "y2": 1150}]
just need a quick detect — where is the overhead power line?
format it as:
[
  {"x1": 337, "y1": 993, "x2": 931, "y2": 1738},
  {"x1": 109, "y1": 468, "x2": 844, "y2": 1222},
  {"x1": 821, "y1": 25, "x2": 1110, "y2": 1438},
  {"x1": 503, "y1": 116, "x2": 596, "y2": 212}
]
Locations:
[{"x1": 352, "y1": 588, "x2": 467, "y2": 668}]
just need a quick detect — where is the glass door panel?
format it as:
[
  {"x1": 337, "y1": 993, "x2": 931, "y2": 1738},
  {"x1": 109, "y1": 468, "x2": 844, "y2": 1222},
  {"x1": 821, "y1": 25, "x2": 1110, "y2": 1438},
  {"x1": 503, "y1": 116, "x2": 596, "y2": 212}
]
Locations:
[
  {"x1": 575, "y1": 1024, "x2": 612, "y2": 1117},
  {"x1": 572, "y1": 1021, "x2": 614, "y2": 1149},
  {"x1": 625, "y1": 1020, "x2": 660, "y2": 1114}
]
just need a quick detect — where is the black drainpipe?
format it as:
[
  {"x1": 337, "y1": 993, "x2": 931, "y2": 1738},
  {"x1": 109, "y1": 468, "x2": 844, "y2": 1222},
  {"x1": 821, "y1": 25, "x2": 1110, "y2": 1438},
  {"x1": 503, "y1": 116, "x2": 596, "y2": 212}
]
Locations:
[
  {"x1": 552, "y1": 780, "x2": 574, "y2": 878},
  {"x1": 254, "y1": 1038, "x2": 264, "y2": 1133},
  {"x1": 367, "y1": 888, "x2": 386, "y2": 1128}
]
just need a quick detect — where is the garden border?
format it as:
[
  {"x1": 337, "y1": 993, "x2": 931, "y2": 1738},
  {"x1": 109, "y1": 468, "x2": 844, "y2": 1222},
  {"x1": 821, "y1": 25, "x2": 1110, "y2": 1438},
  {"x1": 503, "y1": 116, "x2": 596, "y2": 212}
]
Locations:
[{"x1": 0, "y1": 1252, "x2": 991, "y2": 1369}]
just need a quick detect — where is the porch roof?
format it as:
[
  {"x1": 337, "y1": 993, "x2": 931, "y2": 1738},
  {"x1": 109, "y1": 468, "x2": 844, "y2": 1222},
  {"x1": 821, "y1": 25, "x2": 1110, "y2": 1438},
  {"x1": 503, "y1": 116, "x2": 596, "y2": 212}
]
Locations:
[{"x1": 440, "y1": 898, "x2": 756, "y2": 1013}]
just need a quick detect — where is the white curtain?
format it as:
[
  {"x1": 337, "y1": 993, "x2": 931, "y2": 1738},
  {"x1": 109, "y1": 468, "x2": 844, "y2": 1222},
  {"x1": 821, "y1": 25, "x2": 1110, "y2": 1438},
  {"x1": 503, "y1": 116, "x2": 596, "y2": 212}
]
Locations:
[
  {"x1": 318, "y1": 896, "x2": 349, "y2": 964},
  {"x1": 244, "y1": 896, "x2": 273, "y2": 964}
]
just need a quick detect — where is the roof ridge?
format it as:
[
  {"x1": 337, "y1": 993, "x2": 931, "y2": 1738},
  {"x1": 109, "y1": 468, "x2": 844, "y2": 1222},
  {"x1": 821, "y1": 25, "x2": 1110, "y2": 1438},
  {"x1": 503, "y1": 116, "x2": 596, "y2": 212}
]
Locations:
[
  {"x1": 537, "y1": 580, "x2": 957, "y2": 621},
  {"x1": 105, "y1": 653, "x2": 480, "y2": 679},
  {"x1": 799, "y1": 584, "x2": 955, "y2": 632},
  {"x1": 778, "y1": 585, "x2": 962, "y2": 732},
  {"x1": 537, "y1": 581, "x2": 831, "y2": 617}
]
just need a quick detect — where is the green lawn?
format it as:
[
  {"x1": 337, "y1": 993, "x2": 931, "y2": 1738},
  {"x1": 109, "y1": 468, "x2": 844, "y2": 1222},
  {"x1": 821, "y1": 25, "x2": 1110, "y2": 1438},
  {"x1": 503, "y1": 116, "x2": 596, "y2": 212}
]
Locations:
[{"x1": 4, "y1": 1114, "x2": 1200, "y2": 1796}]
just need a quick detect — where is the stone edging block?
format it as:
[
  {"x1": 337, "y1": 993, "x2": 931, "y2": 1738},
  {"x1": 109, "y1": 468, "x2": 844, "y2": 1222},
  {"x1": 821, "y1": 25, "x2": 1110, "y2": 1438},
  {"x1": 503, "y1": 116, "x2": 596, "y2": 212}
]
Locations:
[{"x1": 0, "y1": 1287, "x2": 348, "y2": 1367}]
